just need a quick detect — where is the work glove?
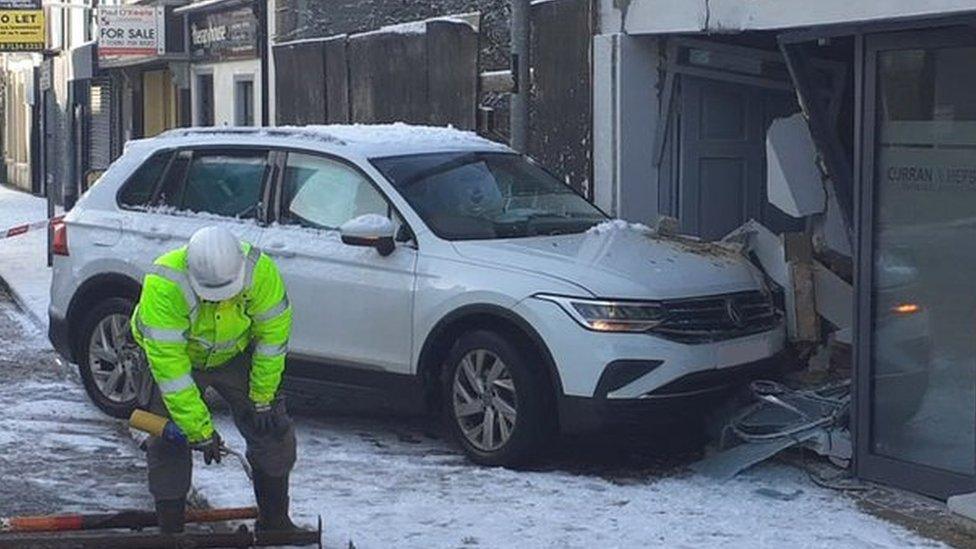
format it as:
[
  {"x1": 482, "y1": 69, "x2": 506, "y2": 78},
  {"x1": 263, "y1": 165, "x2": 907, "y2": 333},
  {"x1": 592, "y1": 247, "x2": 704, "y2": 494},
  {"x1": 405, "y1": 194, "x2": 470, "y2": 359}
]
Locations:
[
  {"x1": 251, "y1": 398, "x2": 290, "y2": 435},
  {"x1": 191, "y1": 431, "x2": 223, "y2": 465},
  {"x1": 252, "y1": 401, "x2": 275, "y2": 434}
]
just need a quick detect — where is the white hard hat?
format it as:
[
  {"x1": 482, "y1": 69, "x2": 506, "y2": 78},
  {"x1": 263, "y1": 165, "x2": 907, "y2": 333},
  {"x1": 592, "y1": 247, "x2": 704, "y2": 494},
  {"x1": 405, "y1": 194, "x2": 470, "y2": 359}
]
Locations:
[{"x1": 186, "y1": 226, "x2": 246, "y2": 302}]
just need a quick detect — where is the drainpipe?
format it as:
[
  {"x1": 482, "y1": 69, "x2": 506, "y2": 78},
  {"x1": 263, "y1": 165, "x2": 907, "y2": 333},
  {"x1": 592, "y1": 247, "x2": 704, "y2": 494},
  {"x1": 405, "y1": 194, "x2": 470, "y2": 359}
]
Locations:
[
  {"x1": 256, "y1": 0, "x2": 269, "y2": 126},
  {"x1": 509, "y1": 0, "x2": 530, "y2": 152}
]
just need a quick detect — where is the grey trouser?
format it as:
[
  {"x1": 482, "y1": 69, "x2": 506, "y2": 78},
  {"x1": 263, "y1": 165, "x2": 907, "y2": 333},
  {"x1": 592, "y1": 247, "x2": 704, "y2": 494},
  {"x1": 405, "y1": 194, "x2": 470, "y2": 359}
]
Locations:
[{"x1": 145, "y1": 352, "x2": 297, "y2": 501}]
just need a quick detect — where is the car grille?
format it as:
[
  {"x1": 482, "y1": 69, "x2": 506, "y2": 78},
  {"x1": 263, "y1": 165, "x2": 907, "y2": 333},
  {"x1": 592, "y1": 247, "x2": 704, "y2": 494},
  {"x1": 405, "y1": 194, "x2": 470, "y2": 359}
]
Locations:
[{"x1": 653, "y1": 291, "x2": 781, "y2": 343}]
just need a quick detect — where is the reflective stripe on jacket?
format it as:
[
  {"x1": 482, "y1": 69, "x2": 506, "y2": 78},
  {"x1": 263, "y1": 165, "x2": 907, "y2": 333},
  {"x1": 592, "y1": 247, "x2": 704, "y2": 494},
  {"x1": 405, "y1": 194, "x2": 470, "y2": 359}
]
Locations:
[{"x1": 131, "y1": 242, "x2": 292, "y2": 443}]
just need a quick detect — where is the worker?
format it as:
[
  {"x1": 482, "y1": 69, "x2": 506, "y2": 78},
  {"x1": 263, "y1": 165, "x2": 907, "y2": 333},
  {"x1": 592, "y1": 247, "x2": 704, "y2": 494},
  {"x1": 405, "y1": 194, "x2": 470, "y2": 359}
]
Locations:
[{"x1": 131, "y1": 225, "x2": 296, "y2": 534}]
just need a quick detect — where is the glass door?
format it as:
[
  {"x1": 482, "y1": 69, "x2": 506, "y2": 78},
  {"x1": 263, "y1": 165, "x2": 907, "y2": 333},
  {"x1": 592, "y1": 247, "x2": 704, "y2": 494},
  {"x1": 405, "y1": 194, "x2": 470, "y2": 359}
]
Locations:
[{"x1": 858, "y1": 27, "x2": 976, "y2": 499}]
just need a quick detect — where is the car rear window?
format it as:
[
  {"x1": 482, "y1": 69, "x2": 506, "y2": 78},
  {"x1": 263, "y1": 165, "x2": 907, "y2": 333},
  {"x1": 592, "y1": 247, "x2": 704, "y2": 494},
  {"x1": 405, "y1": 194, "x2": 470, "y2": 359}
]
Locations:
[{"x1": 117, "y1": 151, "x2": 172, "y2": 208}]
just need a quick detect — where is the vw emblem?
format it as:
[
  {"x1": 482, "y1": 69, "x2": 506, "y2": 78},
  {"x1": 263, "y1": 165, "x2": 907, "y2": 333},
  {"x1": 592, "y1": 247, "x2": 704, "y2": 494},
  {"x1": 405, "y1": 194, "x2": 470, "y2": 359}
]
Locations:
[{"x1": 726, "y1": 298, "x2": 745, "y2": 327}]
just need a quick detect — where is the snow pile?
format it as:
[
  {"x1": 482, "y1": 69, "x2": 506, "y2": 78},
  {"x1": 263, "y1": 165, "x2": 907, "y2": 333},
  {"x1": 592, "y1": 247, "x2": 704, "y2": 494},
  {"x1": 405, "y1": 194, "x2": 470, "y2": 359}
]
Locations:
[
  {"x1": 357, "y1": 14, "x2": 478, "y2": 37},
  {"x1": 130, "y1": 204, "x2": 262, "y2": 225},
  {"x1": 587, "y1": 219, "x2": 655, "y2": 236},
  {"x1": 340, "y1": 213, "x2": 393, "y2": 234},
  {"x1": 313, "y1": 122, "x2": 506, "y2": 151}
]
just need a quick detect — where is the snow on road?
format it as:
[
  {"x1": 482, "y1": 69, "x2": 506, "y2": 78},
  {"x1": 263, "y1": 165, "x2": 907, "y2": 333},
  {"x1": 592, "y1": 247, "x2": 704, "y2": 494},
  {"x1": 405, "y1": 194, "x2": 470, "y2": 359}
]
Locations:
[
  {"x1": 0, "y1": 289, "x2": 150, "y2": 516},
  {"x1": 192, "y1": 409, "x2": 942, "y2": 549}
]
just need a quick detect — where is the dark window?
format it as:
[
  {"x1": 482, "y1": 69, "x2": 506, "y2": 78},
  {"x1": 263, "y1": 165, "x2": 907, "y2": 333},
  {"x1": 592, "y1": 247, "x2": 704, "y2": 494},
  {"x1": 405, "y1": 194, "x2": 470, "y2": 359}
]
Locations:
[
  {"x1": 159, "y1": 150, "x2": 268, "y2": 219},
  {"x1": 196, "y1": 74, "x2": 214, "y2": 126},
  {"x1": 118, "y1": 151, "x2": 172, "y2": 207},
  {"x1": 281, "y1": 153, "x2": 389, "y2": 229},
  {"x1": 235, "y1": 78, "x2": 254, "y2": 126}
]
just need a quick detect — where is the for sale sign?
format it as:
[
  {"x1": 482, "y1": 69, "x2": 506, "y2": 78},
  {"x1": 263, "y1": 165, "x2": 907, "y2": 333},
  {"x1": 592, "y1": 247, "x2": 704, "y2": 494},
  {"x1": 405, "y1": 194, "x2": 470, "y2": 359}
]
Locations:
[
  {"x1": 98, "y1": 6, "x2": 164, "y2": 58},
  {"x1": 0, "y1": 9, "x2": 44, "y2": 52}
]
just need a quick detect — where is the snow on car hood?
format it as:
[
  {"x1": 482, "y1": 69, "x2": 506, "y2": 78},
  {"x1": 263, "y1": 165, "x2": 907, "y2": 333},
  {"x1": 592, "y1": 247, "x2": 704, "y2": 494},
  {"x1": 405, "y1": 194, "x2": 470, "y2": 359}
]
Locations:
[{"x1": 452, "y1": 222, "x2": 764, "y2": 300}]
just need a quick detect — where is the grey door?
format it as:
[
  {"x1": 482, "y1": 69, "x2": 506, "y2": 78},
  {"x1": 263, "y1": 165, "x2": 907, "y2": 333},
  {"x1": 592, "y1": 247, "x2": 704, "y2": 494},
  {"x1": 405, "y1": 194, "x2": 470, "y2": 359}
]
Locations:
[{"x1": 678, "y1": 76, "x2": 800, "y2": 240}]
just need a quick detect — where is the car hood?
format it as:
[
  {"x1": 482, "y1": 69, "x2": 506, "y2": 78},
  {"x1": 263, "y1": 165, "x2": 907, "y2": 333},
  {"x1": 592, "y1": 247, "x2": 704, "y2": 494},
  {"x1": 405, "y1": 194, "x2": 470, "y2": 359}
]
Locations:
[{"x1": 452, "y1": 228, "x2": 764, "y2": 300}]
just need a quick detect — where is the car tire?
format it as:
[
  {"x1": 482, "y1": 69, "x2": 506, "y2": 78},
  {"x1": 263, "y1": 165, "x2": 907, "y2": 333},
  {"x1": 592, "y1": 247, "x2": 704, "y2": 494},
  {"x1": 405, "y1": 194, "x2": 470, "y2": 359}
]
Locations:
[
  {"x1": 443, "y1": 329, "x2": 549, "y2": 466},
  {"x1": 77, "y1": 297, "x2": 149, "y2": 419}
]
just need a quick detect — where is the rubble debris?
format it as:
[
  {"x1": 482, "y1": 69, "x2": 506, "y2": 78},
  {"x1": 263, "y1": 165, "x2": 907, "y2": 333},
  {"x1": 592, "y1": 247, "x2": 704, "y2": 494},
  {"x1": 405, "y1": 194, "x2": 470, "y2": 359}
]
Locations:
[{"x1": 692, "y1": 380, "x2": 852, "y2": 480}]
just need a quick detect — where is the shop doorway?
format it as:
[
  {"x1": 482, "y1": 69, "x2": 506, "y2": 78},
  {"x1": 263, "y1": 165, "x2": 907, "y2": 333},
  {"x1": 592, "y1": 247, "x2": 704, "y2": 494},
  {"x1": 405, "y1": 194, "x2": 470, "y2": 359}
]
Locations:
[
  {"x1": 674, "y1": 76, "x2": 803, "y2": 240},
  {"x1": 857, "y1": 26, "x2": 976, "y2": 499}
]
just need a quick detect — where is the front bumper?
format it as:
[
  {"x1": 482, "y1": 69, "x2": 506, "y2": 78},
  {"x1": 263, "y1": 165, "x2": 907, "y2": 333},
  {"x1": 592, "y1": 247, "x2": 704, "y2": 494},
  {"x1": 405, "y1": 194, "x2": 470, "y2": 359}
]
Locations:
[
  {"x1": 512, "y1": 296, "x2": 788, "y2": 434},
  {"x1": 557, "y1": 352, "x2": 786, "y2": 434}
]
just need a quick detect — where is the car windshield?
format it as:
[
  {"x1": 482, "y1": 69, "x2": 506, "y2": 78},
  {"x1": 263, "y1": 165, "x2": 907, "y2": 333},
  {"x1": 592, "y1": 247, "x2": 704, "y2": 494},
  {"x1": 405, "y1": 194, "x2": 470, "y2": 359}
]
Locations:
[{"x1": 372, "y1": 152, "x2": 607, "y2": 240}]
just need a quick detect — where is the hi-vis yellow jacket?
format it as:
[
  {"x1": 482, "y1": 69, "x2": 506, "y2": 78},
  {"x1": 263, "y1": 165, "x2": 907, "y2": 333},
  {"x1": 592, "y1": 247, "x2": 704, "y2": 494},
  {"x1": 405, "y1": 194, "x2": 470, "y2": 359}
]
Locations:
[{"x1": 131, "y1": 243, "x2": 292, "y2": 443}]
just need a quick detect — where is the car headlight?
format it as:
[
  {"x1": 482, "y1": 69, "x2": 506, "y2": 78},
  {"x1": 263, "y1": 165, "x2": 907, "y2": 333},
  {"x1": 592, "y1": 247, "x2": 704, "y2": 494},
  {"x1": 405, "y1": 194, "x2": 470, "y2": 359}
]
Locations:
[{"x1": 535, "y1": 295, "x2": 666, "y2": 332}]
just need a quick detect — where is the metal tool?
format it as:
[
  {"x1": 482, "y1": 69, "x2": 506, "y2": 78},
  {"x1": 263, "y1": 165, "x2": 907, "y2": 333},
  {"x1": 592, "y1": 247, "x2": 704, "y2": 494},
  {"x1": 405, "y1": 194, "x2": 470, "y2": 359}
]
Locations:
[
  {"x1": 0, "y1": 507, "x2": 258, "y2": 534},
  {"x1": 0, "y1": 517, "x2": 323, "y2": 548},
  {"x1": 130, "y1": 409, "x2": 253, "y2": 480}
]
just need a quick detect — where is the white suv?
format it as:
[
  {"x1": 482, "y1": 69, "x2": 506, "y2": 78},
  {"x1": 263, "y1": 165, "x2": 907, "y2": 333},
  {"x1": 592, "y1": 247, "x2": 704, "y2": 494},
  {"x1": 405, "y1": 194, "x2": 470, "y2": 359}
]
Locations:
[{"x1": 48, "y1": 125, "x2": 785, "y2": 465}]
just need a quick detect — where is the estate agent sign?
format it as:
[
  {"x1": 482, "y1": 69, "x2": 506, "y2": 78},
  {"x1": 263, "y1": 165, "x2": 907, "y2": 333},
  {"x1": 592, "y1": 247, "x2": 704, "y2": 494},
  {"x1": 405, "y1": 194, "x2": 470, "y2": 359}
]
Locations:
[
  {"x1": 0, "y1": 0, "x2": 44, "y2": 52},
  {"x1": 189, "y1": 6, "x2": 258, "y2": 62},
  {"x1": 98, "y1": 6, "x2": 165, "y2": 59}
]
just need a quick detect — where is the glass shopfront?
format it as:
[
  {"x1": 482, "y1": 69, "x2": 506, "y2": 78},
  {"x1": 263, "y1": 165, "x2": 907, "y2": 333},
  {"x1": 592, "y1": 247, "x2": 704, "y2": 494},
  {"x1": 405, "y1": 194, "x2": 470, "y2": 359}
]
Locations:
[{"x1": 859, "y1": 27, "x2": 976, "y2": 498}]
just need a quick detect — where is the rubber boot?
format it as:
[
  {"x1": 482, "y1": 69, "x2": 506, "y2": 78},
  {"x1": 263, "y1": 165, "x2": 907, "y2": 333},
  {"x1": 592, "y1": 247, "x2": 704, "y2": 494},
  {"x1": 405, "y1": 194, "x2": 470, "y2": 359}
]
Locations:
[
  {"x1": 155, "y1": 498, "x2": 186, "y2": 534},
  {"x1": 253, "y1": 470, "x2": 299, "y2": 532}
]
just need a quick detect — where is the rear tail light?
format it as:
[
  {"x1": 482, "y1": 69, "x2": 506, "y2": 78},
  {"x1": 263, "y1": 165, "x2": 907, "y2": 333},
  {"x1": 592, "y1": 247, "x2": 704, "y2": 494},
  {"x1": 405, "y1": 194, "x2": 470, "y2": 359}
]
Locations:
[{"x1": 52, "y1": 218, "x2": 68, "y2": 256}]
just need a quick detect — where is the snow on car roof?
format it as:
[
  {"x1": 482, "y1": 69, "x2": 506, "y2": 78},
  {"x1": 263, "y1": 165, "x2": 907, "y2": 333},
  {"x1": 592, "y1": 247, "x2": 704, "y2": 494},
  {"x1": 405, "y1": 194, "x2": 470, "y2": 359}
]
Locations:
[{"x1": 155, "y1": 123, "x2": 511, "y2": 158}]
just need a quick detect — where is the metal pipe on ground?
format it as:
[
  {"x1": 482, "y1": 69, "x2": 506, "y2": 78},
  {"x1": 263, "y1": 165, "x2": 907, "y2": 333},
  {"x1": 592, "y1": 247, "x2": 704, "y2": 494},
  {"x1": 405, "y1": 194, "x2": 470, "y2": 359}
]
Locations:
[
  {"x1": 0, "y1": 507, "x2": 259, "y2": 534},
  {"x1": 0, "y1": 517, "x2": 323, "y2": 548}
]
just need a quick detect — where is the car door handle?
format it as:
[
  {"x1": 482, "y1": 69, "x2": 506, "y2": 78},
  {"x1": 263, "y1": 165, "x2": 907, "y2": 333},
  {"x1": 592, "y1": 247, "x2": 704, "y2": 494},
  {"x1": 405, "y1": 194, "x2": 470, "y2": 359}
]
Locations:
[
  {"x1": 146, "y1": 226, "x2": 172, "y2": 241},
  {"x1": 265, "y1": 241, "x2": 295, "y2": 258}
]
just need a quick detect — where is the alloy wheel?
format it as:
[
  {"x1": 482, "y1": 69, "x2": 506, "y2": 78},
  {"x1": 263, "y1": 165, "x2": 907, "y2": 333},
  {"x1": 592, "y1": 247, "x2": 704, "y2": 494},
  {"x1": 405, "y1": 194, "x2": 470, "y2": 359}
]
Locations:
[
  {"x1": 87, "y1": 313, "x2": 145, "y2": 404},
  {"x1": 452, "y1": 349, "x2": 518, "y2": 452}
]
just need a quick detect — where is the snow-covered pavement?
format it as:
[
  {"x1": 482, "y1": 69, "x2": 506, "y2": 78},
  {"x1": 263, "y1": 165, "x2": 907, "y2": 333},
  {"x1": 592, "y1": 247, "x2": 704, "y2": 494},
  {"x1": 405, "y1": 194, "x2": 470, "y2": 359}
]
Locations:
[
  {"x1": 191, "y1": 411, "x2": 942, "y2": 548},
  {"x1": 0, "y1": 287, "x2": 150, "y2": 516},
  {"x1": 0, "y1": 185, "x2": 53, "y2": 327}
]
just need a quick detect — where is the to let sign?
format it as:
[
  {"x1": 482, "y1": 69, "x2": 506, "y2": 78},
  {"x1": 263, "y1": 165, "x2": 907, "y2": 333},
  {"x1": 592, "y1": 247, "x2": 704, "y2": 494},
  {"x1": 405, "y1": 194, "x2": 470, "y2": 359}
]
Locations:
[
  {"x1": 0, "y1": 8, "x2": 44, "y2": 51},
  {"x1": 98, "y1": 6, "x2": 164, "y2": 58}
]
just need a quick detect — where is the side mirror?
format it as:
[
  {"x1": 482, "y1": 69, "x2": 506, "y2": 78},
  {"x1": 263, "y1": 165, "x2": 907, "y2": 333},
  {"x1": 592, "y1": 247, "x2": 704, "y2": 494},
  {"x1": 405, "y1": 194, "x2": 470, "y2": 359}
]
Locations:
[{"x1": 339, "y1": 214, "x2": 396, "y2": 256}]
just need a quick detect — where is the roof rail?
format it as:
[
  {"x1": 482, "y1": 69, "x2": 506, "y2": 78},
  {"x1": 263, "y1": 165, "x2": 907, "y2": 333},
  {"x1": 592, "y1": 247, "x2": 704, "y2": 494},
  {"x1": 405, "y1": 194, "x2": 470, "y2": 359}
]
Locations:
[{"x1": 157, "y1": 127, "x2": 346, "y2": 145}]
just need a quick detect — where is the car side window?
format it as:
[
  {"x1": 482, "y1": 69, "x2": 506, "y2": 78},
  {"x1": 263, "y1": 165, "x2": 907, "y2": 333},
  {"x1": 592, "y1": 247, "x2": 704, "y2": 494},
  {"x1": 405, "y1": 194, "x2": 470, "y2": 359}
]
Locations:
[
  {"x1": 281, "y1": 153, "x2": 390, "y2": 230},
  {"x1": 118, "y1": 151, "x2": 172, "y2": 208},
  {"x1": 159, "y1": 149, "x2": 269, "y2": 219}
]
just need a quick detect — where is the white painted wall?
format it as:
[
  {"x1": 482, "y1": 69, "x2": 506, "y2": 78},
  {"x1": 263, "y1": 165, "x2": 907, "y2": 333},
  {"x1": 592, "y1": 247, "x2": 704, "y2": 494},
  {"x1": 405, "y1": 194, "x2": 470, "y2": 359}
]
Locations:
[
  {"x1": 599, "y1": 0, "x2": 976, "y2": 34},
  {"x1": 190, "y1": 59, "x2": 262, "y2": 126},
  {"x1": 592, "y1": 33, "x2": 660, "y2": 224}
]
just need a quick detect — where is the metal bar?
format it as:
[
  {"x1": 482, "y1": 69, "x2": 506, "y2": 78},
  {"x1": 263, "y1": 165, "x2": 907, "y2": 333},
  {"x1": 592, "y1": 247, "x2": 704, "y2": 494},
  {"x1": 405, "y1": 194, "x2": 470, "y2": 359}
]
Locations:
[
  {"x1": 0, "y1": 528, "x2": 321, "y2": 548},
  {"x1": 1, "y1": 507, "x2": 258, "y2": 534}
]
